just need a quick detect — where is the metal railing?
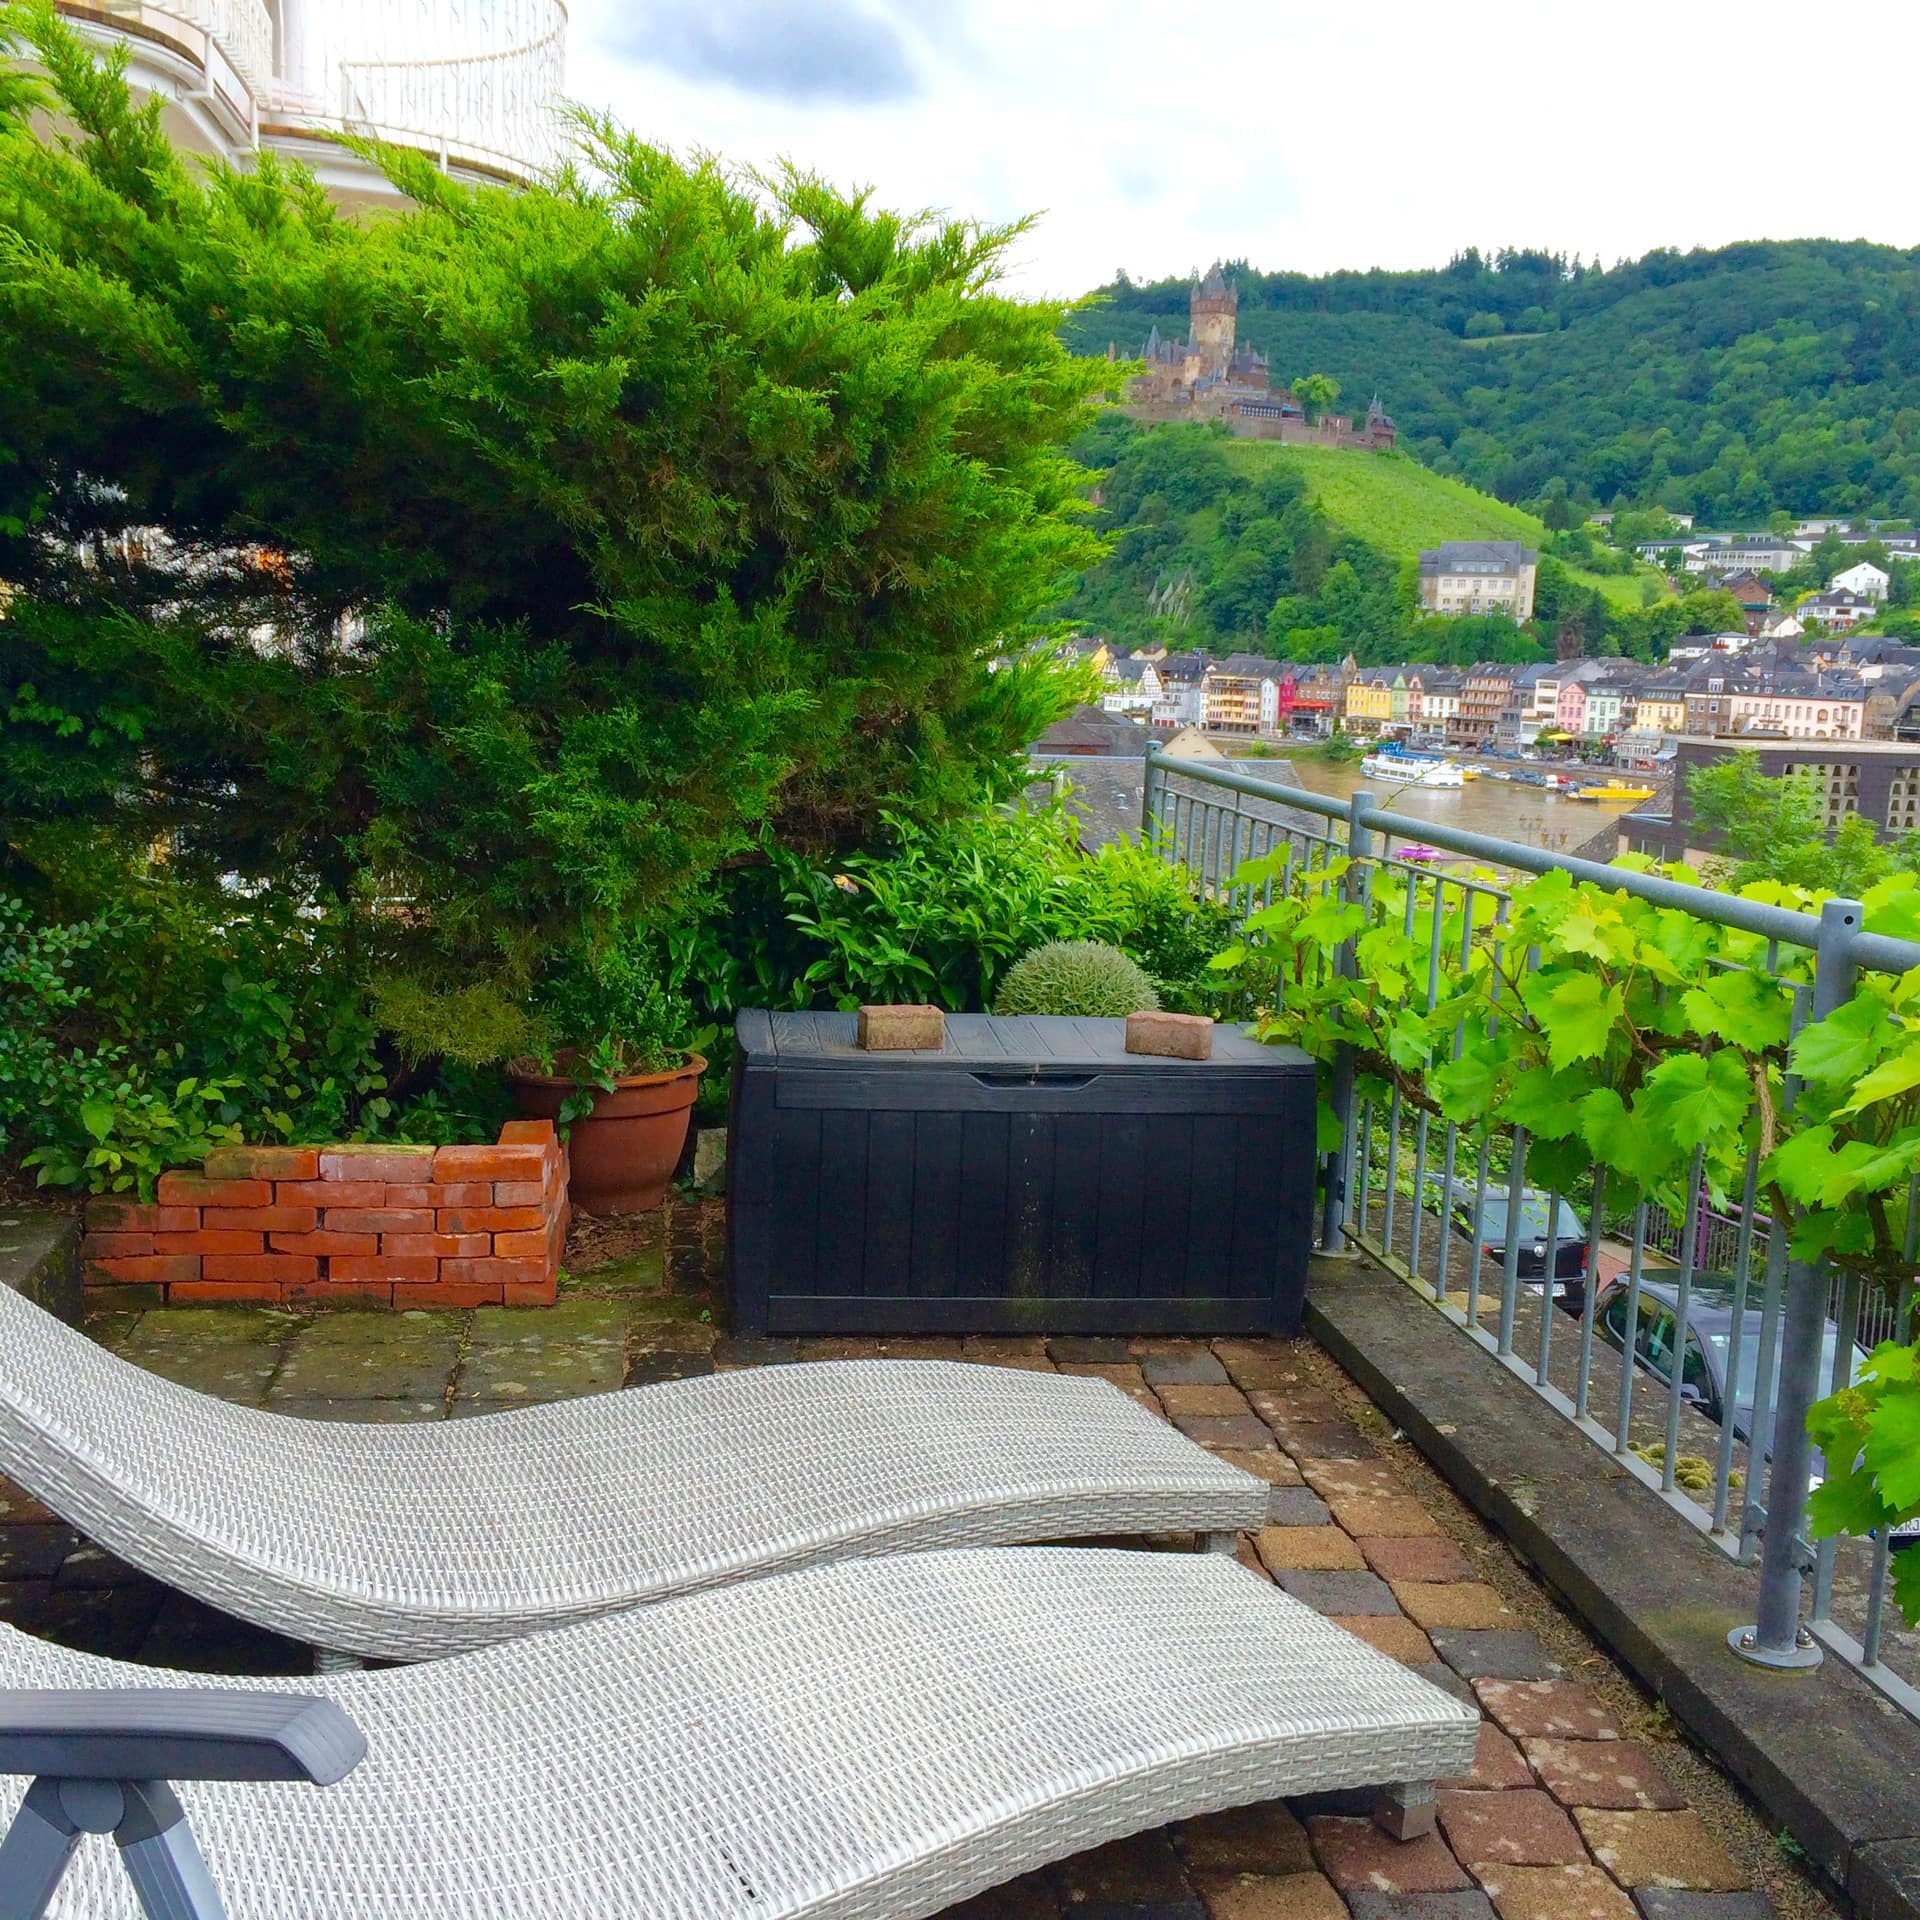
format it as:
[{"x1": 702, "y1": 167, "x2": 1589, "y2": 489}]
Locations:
[{"x1": 1143, "y1": 744, "x2": 1920, "y2": 1717}]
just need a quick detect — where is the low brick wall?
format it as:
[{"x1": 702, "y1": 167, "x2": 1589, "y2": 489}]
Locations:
[{"x1": 82, "y1": 1120, "x2": 569, "y2": 1308}]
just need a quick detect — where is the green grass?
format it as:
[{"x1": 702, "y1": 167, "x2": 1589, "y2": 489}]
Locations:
[{"x1": 1215, "y1": 442, "x2": 1666, "y2": 608}]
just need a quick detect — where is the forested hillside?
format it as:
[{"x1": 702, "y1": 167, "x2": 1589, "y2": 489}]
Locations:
[
  {"x1": 1054, "y1": 418, "x2": 1739, "y2": 664},
  {"x1": 1061, "y1": 242, "x2": 1920, "y2": 523}
]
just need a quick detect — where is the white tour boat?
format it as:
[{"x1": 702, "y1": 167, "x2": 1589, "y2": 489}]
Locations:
[{"x1": 1358, "y1": 750, "x2": 1466, "y2": 789}]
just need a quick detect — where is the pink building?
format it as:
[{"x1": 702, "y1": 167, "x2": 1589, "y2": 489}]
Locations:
[{"x1": 1555, "y1": 680, "x2": 1588, "y2": 736}]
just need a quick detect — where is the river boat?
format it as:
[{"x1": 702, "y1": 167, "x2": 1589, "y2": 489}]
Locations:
[
  {"x1": 1570, "y1": 780, "x2": 1657, "y2": 803},
  {"x1": 1359, "y1": 750, "x2": 1465, "y2": 789}
]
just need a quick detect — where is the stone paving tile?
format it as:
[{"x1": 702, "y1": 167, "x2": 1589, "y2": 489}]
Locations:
[
  {"x1": 1631, "y1": 1893, "x2": 1774, "y2": 1920},
  {"x1": 1178, "y1": 1803, "x2": 1316, "y2": 1875},
  {"x1": 459, "y1": 1299, "x2": 630, "y2": 1402},
  {"x1": 1216, "y1": 1449, "x2": 1306, "y2": 1490},
  {"x1": 1476, "y1": 1864, "x2": 1639, "y2": 1920},
  {"x1": 116, "y1": 1308, "x2": 292, "y2": 1402},
  {"x1": 1195, "y1": 1870, "x2": 1349, "y2": 1920},
  {"x1": 1159, "y1": 1384, "x2": 1256, "y2": 1420},
  {"x1": 710, "y1": 1335, "x2": 798, "y2": 1367},
  {"x1": 1393, "y1": 1582, "x2": 1517, "y2": 1631},
  {"x1": 1346, "y1": 1893, "x2": 1499, "y2": 1920},
  {"x1": 49, "y1": 1541, "x2": 139, "y2": 1591},
  {"x1": 1413, "y1": 1662, "x2": 1480, "y2": 1709},
  {"x1": 1300, "y1": 1460, "x2": 1403, "y2": 1501},
  {"x1": 1326, "y1": 1494, "x2": 1439, "y2": 1539},
  {"x1": 1523, "y1": 1742, "x2": 1683, "y2": 1813},
  {"x1": 1141, "y1": 1350, "x2": 1231, "y2": 1387},
  {"x1": 1263, "y1": 1488, "x2": 1332, "y2": 1527},
  {"x1": 1307, "y1": 1817, "x2": 1472, "y2": 1895},
  {"x1": 37, "y1": 1585, "x2": 165, "y2": 1662},
  {"x1": 270, "y1": 1309, "x2": 462, "y2": 1402},
  {"x1": 1263, "y1": 1414, "x2": 1378, "y2": 1459},
  {"x1": 1360, "y1": 1536, "x2": 1478, "y2": 1584},
  {"x1": 1056, "y1": 1829, "x2": 1201, "y2": 1908},
  {"x1": 1271, "y1": 1568, "x2": 1401, "y2": 1615},
  {"x1": 1211, "y1": 1344, "x2": 1317, "y2": 1392},
  {"x1": 1049, "y1": 1336, "x2": 1133, "y2": 1364},
  {"x1": 1572, "y1": 1813, "x2": 1746, "y2": 1892},
  {"x1": 1058, "y1": 1361, "x2": 1152, "y2": 1393},
  {"x1": 1475, "y1": 1682, "x2": 1620, "y2": 1743},
  {"x1": 1255, "y1": 1527, "x2": 1367, "y2": 1572},
  {"x1": 0, "y1": 1478, "x2": 57, "y2": 1525},
  {"x1": 1436, "y1": 1790, "x2": 1586, "y2": 1868},
  {"x1": 1445, "y1": 1726, "x2": 1535, "y2": 1792},
  {"x1": 0, "y1": 1525, "x2": 79, "y2": 1581},
  {"x1": 1176, "y1": 1414, "x2": 1278, "y2": 1450},
  {"x1": 941, "y1": 1871, "x2": 1064, "y2": 1918},
  {"x1": 1430, "y1": 1631, "x2": 1564, "y2": 1683},
  {"x1": 1328, "y1": 1614, "x2": 1436, "y2": 1664}
]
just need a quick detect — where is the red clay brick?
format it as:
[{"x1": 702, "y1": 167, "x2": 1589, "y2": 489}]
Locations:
[
  {"x1": 503, "y1": 1280, "x2": 559, "y2": 1306},
  {"x1": 321, "y1": 1209, "x2": 433, "y2": 1234},
  {"x1": 200, "y1": 1145, "x2": 320, "y2": 1182},
  {"x1": 154, "y1": 1231, "x2": 265, "y2": 1256},
  {"x1": 276, "y1": 1181, "x2": 387, "y2": 1208},
  {"x1": 201, "y1": 1206, "x2": 318, "y2": 1233},
  {"x1": 318, "y1": 1147, "x2": 438, "y2": 1183},
  {"x1": 155, "y1": 1173, "x2": 272, "y2": 1208},
  {"x1": 330, "y1": 1255, "x2": 439, "y2": 1285},
  {"x1": 284, "y1": 1279, "x2": 394, "y2": 1307},
  {"x1": 437, "y1": 1256, "x2": 547, "y2": 1287},
  {"x1": 497, "y1": 1120, "x2": 556, "y2": 1147},
  {"x1": 269, "y1": 1231, "x2": 378, "y2": 1257},
  {"x1": 171, "y1": 1279, "x2": 282, "y2": 1303},
  {"x1": 84, "y1": 1232, "x2": 155, "y2": 1258},
  {"x1": 432, "y1": 1144, "x2": 544, "y2": 1182},
  {"x1": 439, "y1": 1207, "x2": 544, "y2": 1233},
  {"x1": 392, "y1": 1281, "x2": 503, "y2": 1306},
  {"x1": 86, "y1": 1255, "x2": 201, "y2": 1285},
  {"x1": 85, "y1": 1199, "x2": 193, "y2": 1231},
  {"x1": 383, "y1": 1232, "x2": 491, "y2": 1259},
  {"x1": 492, "y1": 1229, "x2": 550, "y2": 1257},
  {"x1": 492, "y1": 1180, "x2": 547, "y2": 1206},
  {"x1": 203, "y1": 1253, "x2": 318, "y2": 1285},
  {"x1": 387, "y1": 1182, "x2": 493, "y2": 1208}
]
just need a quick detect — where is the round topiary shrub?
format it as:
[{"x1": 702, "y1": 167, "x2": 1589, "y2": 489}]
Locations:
[{"x1": 992, "y1": 941, "x2": 1160, "y2": 1019}]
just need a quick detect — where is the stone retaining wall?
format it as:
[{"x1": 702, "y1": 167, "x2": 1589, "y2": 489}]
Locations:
[{"x1": 81, "y1": 1120, "x2": 568, "y2": 1308}]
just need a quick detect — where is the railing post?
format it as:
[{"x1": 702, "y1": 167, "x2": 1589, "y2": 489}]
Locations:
[
  {"x1": 1142, "y1": 746, "x2": 1166, "y2": 850},
  {"x1": 1321, "y1": 789, "x2": 1373, "y2": 1253},
  {"x1": 1732, "y1": 895, "x2": 1862, "y2": 1672}
]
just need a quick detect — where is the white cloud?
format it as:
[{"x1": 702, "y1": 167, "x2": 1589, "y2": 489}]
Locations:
[{"x1": 565, "y1": 0, "x2": 1920, "y2": 296}]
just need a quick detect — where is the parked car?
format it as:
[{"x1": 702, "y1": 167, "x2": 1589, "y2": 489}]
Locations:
[
  {"x1": 1591, "y1": 1273, "x2": 1917, "y2": 1543},
  {"x1": 1439, "y1": 1184, "x2": 1588, "y2": 1312}
]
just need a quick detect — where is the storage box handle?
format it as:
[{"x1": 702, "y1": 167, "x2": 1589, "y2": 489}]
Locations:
[{"x1": 968, "y1": 1070, "x2": 1098, "y2": 1091}]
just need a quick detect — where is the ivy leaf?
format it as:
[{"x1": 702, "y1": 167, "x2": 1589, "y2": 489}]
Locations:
[
  {"x1": 1519, "y1": 970, "x2": 1623, "y2": 1070},
  {"x1": 1791, "y1": 994, "x2": 1894, "y2": 1089},
  {"x1": 1840, "y1": 1045, "x2": 1920, "y2": 1116},
  {"x1": 1679, "y1": 970, "x2": 1792, "y2": 1051},
  {"x1": 1635, "y1": 1049, "x2": 1751, "y2": 1151}
]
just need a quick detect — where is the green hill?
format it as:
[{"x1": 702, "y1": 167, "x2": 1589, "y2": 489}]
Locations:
[{"x1": 1065, "y1": 241, "x2": 1920, "y2": 523}]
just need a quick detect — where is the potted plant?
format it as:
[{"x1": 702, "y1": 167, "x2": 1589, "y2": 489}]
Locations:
[{"x1": 509, "y1": 942, "x2": 709, "y2": 1214}]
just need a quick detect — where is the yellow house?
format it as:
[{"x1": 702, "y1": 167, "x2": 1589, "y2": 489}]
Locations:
[
  {"x1": 1344, "y1": 673, "x2": 1393, "y2": 732},
  {"x1": 1632, "y1": 687, "x2": 1689, "y2": 735}
]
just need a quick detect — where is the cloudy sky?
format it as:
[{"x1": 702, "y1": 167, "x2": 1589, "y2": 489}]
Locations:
[{"x1": 567, "y1": 0, "x2": 1918, "y2": 298}]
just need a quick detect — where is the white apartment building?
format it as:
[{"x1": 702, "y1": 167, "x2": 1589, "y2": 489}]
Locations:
[
  {"x1": 44, "y1": 0, "x2": 565, "y2": 203},
  {"x1": 1832, "y1": 562, "x2": 1891, "y2": 603},
  {"x1": 1416, "y1": 541, "x2": 1539, "y2": 620}
]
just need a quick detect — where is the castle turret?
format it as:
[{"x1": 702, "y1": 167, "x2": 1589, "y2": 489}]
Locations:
[{"x1": 1189, "y1": 262, "x2": 1237, "y2": 377}]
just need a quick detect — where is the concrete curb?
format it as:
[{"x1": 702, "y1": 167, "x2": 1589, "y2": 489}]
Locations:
[
  {"x1": 1305, "y1": 1255, "x2": 1920, "y2": 1920},
  {"x1": 0, "y1": 1207, "x2": 80, "y2": 1323}
]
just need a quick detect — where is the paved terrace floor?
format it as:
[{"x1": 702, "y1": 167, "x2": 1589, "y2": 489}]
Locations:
[{"x1": 1, "y1": 1200, "x2": 1840, "y2": 1920}]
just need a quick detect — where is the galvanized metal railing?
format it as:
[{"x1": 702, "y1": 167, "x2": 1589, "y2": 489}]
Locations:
[{"x1": 1143, "y1": 745, "x2": 1920, "y2": 1716}]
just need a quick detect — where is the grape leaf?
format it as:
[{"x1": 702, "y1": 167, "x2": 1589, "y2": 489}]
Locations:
[
  {"x1": 1519, "y1": 970, "x2": 1624, "y2": 1070},
  {"x1": 1791, "y1": 993, "x2": 1895, "y2": 1089},
  {"x1": 1679, "y1": 969, "x2": 1793, "y2": 1051},
  {"x1": 1864, "y1": 1385, "x2": 1920, "y2": 1513},
  {"x1": 1498, "y1": 1067, "x2": 1587, "y2": 1140},
  {"x1": 1763, "y1": 1124, "x2": 1837, "y2": 1205},
  {"x1": 1578, "y1": 1086, "x2": 1676, "y2": 1193},
  {"x1": 1635, "y1": 1049, "x2": 1751, "y2": 1151},
  {"x1": 1840, "y1": 1045, "x2": 1920, "y2": 1116}
]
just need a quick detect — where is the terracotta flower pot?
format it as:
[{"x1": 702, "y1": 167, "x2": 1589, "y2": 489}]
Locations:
[{"x1": 509, "y1": 1053, "x2": 706, "y2": 1214}]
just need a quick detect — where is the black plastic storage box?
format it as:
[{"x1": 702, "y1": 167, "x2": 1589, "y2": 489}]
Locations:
[{"x1": 726, "y1": 1010, "x2": 1316, "y2": 1337}]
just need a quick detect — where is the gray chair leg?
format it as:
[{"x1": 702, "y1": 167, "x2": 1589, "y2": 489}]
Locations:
[
  {"x1": 0, "y1": 1777, "x2": 227, "y2": 1920},
  {"x1": 313, "y1": 1646, "x2": 366, "y2": 1674},
  {"x1": 1373, "y1": 1780, "x2": 1438, "y2": 1840},
  {"x1": 117, "y1": 1782, "x2": 228, "y2": 1920},
  {"x1": 0, "y1": 1779, "x2": 83, "y2": 1920},
  {"x1": 1204, "y1": 1530, "x2": 1241, "y2": 1555}
]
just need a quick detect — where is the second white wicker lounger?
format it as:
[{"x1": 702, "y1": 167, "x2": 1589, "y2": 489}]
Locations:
[
  {"x1": 0, "y1": 1287, "x2": 1266, "y2": 1662},
  {"x1": 0, "y1": 1547, "x2": 1483, "y2": 1920}
]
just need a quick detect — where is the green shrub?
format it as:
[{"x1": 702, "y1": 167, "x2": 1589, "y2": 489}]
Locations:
[{"x1": 993, "y1": 942, "x2": 1160, "y2": 1018}]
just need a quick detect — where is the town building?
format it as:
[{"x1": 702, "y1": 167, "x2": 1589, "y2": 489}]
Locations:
[
  {"x1": 1150, "y1": 652, "x2": 1210, "y2": 730},
  {"x1": 1831, "y1": 562, "x2": 1891, "y2": 603},
  {"x1": 1203, "y1": 656, "x2": 1287, "y2": 734},
  {"x1": 1457, "y1": 665, "x2": 1518, "y2": 748},
  {"x1": 1408, "y1": 670, "x2": 1462, "y2": 740},
  {"x1": 1343, "y1": 670, "x2": 1394, "y2": 736},
  {"x1": 1099, "y1": 656, "x2": 1162, "y2": 718},
  {"x1": 1679, "y1": 663, "x2": 1866, "y2": 741},
  {"x1": 1416, "y1": 541, "x2": 1539, "y2": 620},
  {"x1": 1682, "y1": 536, "x2": 1804, "y2": 576},
  {"x1": 1799, "y1": 589, "x2": 1878, "y2": 632}
]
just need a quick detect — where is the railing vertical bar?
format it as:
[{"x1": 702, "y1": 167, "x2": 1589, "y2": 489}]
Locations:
[
  {"x1": 1615, "y1": 1203, "x2": 1648, "y2": 1455},
  {"x1": 1712, "y1": 1144, "x2": 1763, "y2": 1535},
  {"x1": 1662, "y1": 1145, "x2": 1707, "y2": 1493},
  {"x1": 1740, "y1": 1225, "x2": 1792, "y2": 1563},
  {"x1": 1863, "y1": 1532, "x2": 1894, "y2": 1670},
  {"x1": 1811, "y1": 1270, "x2": 1862, "y2": 1625},
  {"x1": 1498, "y1": 1133, "x2": 1530, "y2": 1358},
  {"x1": 1356, "y1": 1099, "x2": 1374, "y2": 1243},
  {"x1": 1536, "y1": 1186, "x2": 1562, "y2": 1387},
  {"x1": 1575, "y1": 1167, "x2": 1606, "y2": 1422}
]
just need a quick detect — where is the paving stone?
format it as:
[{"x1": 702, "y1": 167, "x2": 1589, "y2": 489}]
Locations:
[
  {"x1": 1328, "y1": 1614, "x2": 1436, "y2": 1663},
  {"x1": 271, "y1": 1310, "x2": 463, "y2": 1402},
  {"x1": 795, "y1": 1337, "x2": 883, "y2": 1360},
  {"x1": 1573, "y1": 1812, "x2": 1746, "y2": 1892},
  {"x1": 709, "y1": 1336, "x2": 798, "y2": 1367},
  {"x1": 567, "y1": 1245, "x2": 666, "y2": 1294},
  {"x1": 119, "y1": 1309, "x2": 292, "y2": 1403},
  {"x1": 1301, "y1": 1459, "x2": 1402, "y2": 1500},
  {"x1": 1630, "y1": 1893, "x2": 1773, "y2": 1920},
  {"x1": 1056, "y1": 1829, "x2": 1200, "y2": 1908},
  {"x1": 1345, "y1": 1892, "x2": 1499, "y2": 1920},
  {"x1": 1393, "y1": 1583, "x2": 1516, "y2": 1631},
  {"x1": 0, "y1": 1525, "x2": 80, "y2": 1581},
  {"x1": 1050, "y1": 1336, "x2": 1134, "y2": 1363},
  {"x1": 50, "y1": 1542, "x2": 141, "y2": 1591},
  {"x1": 1412, "y1": 1662, "x2": 1480, "y2": 1708},
  {"x1": 942, "y1": 1870, "x2": 1064, "y2": 1918},
  {"x1": 38, "y1": 1585, "x2": 166, "y2": 1662},
  {"x1": 1264, "y1": 1488, "x2": 1331, "y2": 1526},
  {"x1": 1159, "y1": 1384, "x2": 1255, "y2": 1419},
  {"x1": 1178, "y1": 1802, "x2": 1316, "y2": 1875},
  {"x1": 1476, "y1": 1864, "x2": 1638, "y2": 1920},
  {"x1": 136, "y1": 1589, "x2": 306, "y2": 1677},
  {"x1": 1273, "y1": 1420, "x2": 1376, "y2": 1460},
  {"x1": 1142, "y1": 1350, "x2": 1232, "y2": 1387},
  {"x1": 1272, "y1": 1569, "x2": 1400, "y2": 1615},
  {"x1": 1247, "y1": 1387, "x2": 1347, "y2": 1425},
  {"x1": 1474, "y1": 1682, "x2": 1619, "y2": 1743},
  {"x1": 1445, "y1": 1726, "x2": 1534, "y2": 1792},
  {"x1": 0, "y1": 1477, "x2": 57, "y2": 1525},
  {"x1": 1177, "y1": 1415, "x2": 1278, "y2": 1450},
  {"x1": 1256, "y1": 1527, "x2": 1367, "y2": 1572},
  {"x1": 1437, "y1": 1790, "x2": 1586, "y2": 1867},
  {"x1": 1523, "y1": 1742, "x2": 1682, "y2": 1813},
  {"x1": 459, "y1": 1299, "x2": 630, "y2": 1401},
  {"x1": 1195, "y1": 1870, "x2": 1348, "y2": 1920},
  {"x1": 1213, "y1": 1345, "x2": 1315, "y2": 1392},
  {"x1": 1215, "y1": 1450, "x2": 1305, "y2": 1489},
  {"x1": 0, "y1": 1581, "x2": 50, "y2": 1631},
  {"x1": 1430, "y1": 1631, "x2": 1564, "y2": 1683},
  {"x1": 1306, "y1": 1816, "x2": 1471, "y2": 1895},
  {"x1": 961, "y1": 1335, "x2": 1052, "y2": 1363},
  {"x1": 1361, "y1": 1536, "x2": 1478, "y2": 1584},
  {"x1": 621, "y1": 1351, "x2": 716, "y2": 1387},
  {"x1": 1327, "y1": 1494, "x2": 1439, "y2": 1538}
]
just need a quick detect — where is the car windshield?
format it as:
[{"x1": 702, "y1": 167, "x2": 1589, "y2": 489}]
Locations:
[
  {"x1": 1475, "y1": 1196, "x2": 1583, "y2": 1242},
  {"x1": 1710, "y1": 1324, "x2": 1868, "y2": 1411}
]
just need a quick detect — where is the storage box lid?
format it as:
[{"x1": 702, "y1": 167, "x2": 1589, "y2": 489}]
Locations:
[{"x1": 736, "y1": 1010, "x2": 1309, "y2": 1073}]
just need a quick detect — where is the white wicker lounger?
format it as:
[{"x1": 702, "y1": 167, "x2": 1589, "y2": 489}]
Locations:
[
  {"x1": 0, "y1": 1287, "x2": 1267, "y2": 1662},
  {"x1": 0, "y1": 1547, "x2": 1482, "y2": 1920}
]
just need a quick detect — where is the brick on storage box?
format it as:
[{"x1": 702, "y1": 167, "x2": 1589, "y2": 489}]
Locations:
[
  {"x1": 84, "y1": 1200, "x2": 199, "y2": 1233},
  {"x1": 276, "y1": 1181, "x2": 387, "y2": 1209},
  {"x1": 504, "y1": 1279, "x2": 559, "y2": 1306},
  {"x1": 439, "y1": 1206, "x2": 544, "y2": 1234},
  {"x1": 84, "y1": 1233, "x2": 155, "y2": 1259},
  {"x1": 155, "y1": 1172, "x2": 272, "y2": 1209},
  {"x1": 1125, "y1": 1010, "x2": 1214, "y2": 1060},
  {"x1": 857, "y1": 1004, "x2": 944, "y2": 1051},
  {"x1": 154, "y1": 1231, "x2": 265, "y2": 1256},
  {"x1": 493, "y1": 1229, "x2": 550, "y2": 1257},
  {"x1": 171, "y1": 1280, "x2": 283, "y2": 1304},
  {"x1": 201, "y1": 1206, "x2": 317, "y2": 1234},
  {"x1": 432, "y1": 1143, "x2": 546, "y2": 1183},
  {"x1": 200, "y1": 1145, "x2": 320, "y2": 1182},
  {"x1": 269, "y1": 1231, "x2": 378, "y2": 1257},
  {"x1": 86, "y1": 1255, "x2": 202, "y2": 1286},
  {"x1": 383, "y1": 1233, "x2": 491, "y2": 1260},
  {"x1": 331, "y1": 1256, "x2": 440, "y2": 1286},
  {"x1": 203, "y1": 1253, "x2": 318, "y2": 1286},
  {"x1": 322, "y1": 1209, "x2": 434, "y2": 1235},
  {"x1": 318, "y1": 1146, "x2": 439, "y2": 1184}
]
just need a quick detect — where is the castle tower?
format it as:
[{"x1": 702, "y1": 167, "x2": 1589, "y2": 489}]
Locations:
[{"x1": 1189, "y1": 262, "x2": 1237, "y2": 377}]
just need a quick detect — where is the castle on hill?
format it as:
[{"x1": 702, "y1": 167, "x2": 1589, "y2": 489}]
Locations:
[{"x1": 1117, "y1": 264, "x2": 1396, "y2": 450}]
